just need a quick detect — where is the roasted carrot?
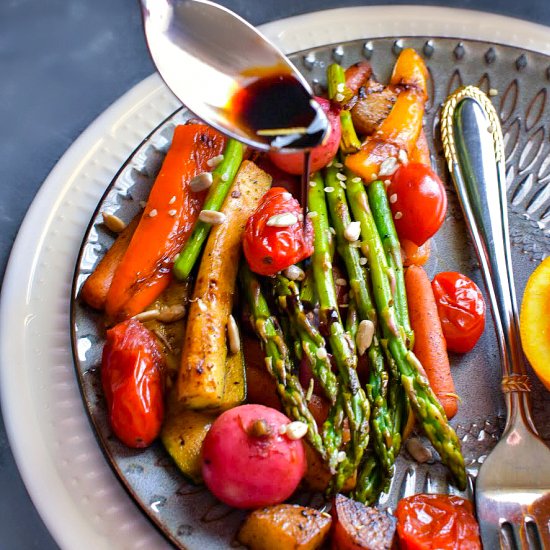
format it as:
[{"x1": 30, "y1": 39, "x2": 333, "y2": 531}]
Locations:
[
  {"x1": 105, "y1": 124, "x2": 225, "y2": 321},
  {"x1": 401, "y1": 238, "x2": 431, "y2": 267},
  {"x1": 409, "y1": 129, "x2": 431, "y2": 166},
  {"x1": 80, "y1": 215, "x2": 140, "y2": 310},
  {"x1": 405, "y1": 265, "x2": 458, "y2": 419}
]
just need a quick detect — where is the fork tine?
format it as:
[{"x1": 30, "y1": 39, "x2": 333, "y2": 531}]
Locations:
[{"x1": 478, "y1": 517, "x2": 506, "y2": 550}]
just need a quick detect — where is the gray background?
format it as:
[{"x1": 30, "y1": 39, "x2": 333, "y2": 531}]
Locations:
[{"x1": 1, "y1": 0, "x2": 549, "y2": 548}]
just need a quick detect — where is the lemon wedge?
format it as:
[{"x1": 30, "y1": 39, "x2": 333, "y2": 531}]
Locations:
[{"x1": 520, "y1": 256, "x2": 550, "y2": 390}]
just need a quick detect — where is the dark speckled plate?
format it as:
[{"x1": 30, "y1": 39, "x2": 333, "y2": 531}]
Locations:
[{"x1": 71, "y1": 37, "x2": 550, "y2": 549}]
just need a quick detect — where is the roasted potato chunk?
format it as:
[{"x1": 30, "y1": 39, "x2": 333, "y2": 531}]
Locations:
[{"x1": 238, "y1": 504, "x2": 332, "y2": 550}]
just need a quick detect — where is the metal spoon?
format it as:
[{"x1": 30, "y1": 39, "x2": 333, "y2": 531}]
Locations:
[{"x1": 139, "y1": 0, "x2": 328, "y2": 152}]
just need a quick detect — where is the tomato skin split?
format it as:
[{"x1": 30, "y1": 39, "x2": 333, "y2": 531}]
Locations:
[
  {"x1": 243, "y1": 187, "x2": 313, "y2": 276},
  {"x1": 101, "y1": 319, "x2": 165, "y2": 448},
  {"x1": 396, "y1": 494, "x2": 482, "y2": 550},
  {"x1": 432, "y1": 272, "x2": 486, "y2": 353}
]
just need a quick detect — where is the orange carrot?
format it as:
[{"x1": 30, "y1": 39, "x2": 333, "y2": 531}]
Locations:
[
  {"x1": 405, "y1": 265, "x2": 458, "y2": 419},
  {"x1": 80, "y1": 215, "x2": 140, "y2": 310},
  {"x1": 401, "y1": 238, "x2": 431, "y2": 267},
  {"x1": 409, "y1": 129, "x2": 431, "y2": 166},
  {"x1": 105, "y1": 124, "x2": 225, "y2": 321}
]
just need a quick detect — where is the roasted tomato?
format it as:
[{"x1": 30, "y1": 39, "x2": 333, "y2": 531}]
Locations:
[
  {"x1": 387, "y1": 163, "x2": 447, "y2": 246},
  {"x1": 396, "y1": 494, "x2": 482, "y2": 550},
  {"x1": 432, "y1": 272, "x2": 486, "y2": 353},
  {"x1": 101, "y1": 319, "x2": 165, "y2": 448},
  {"x1": 201, "y1": 404, "x2": 306, "y2": 509},
  {"x1": 268, "y1": 97, "x2": 341, "y2": 174},
  {"x1": 243, "y1": 187, "x2": 313, "y2": 276}
]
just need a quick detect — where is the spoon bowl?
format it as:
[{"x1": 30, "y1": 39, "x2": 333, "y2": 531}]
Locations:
[{"x1": 139, "y1": 0, "x2": 328, "y2": 152}]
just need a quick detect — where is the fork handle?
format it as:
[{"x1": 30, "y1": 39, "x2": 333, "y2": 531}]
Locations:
[{"x1": 441, "y1": 86, "x2": 537, "y2": 434}]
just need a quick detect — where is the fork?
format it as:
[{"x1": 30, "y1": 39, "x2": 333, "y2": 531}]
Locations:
[{"x1": 441, "y1": 86, "x2": 550, "y2": 549}]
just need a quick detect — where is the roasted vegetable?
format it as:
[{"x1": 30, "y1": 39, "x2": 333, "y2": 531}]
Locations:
[
  {"x1": 101, "y1": 319, "x2": 165, "y2": 448},
  {"x1": 331, "y1": 493, "x2": 396, "y2": 550},
  {"x1": 202, "y1": 404, "x2": 306, "y2": 509},
  {"x1": 177, "y1": 161, "x2": 271, "y2": 409},
  {"x1": 81, "y1": 214, "x2": 139, "y2": 310},
  {"x1": 105, "y1": 124, "x2": 225, "y2": 320},
  {"x1": 238, "y1": 504, "x2": 332, "y2": 550}
]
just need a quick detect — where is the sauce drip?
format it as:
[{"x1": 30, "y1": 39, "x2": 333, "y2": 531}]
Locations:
[{"x1": 228, "y1": 73, "x2": 327, "y2": 150}]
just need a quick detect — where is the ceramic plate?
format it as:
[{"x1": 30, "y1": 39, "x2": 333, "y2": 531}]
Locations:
[
  {"x1": 71, "y1": 37, "x2": 550, "y2": 549},
  {"x1": 2, "y1": 8, "x2": 550, "y2": 550}
]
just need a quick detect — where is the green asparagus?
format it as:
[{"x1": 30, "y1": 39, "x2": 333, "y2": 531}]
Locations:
[
  {"x1": 240, "y1": 263, "x2": 326, "y2": 459},
  {"x1": 174, "y1": 139, "x2": 244, "y2": 280},
  {"x1": 345, "y1": 171, "x2": 467, "y2": 490}
]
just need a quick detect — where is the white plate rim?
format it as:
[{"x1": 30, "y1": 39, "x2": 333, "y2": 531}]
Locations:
[{"x1": 2, "y1": 6, "x2": 550, "y2": 550}]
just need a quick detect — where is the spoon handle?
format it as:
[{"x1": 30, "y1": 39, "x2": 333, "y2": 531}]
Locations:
[{"x1": 441, "y1": 87, "x2": 533, "y2": 409}]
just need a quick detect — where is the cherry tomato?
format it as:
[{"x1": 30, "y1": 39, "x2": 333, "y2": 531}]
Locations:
[
  {"x1": 201, "y1": 404, "x2": 306, "y2": 508},
  {"x1": 432, "y1": 272, "x2": 486, "y2": 353},
  {"x1": 396, "y1": 494, "x2": 482, "y2": 550},
  {"x1": 101, "y1": 319, "x2": 165, "y2": 448},
  {"x1": 243, "y1": 187, "x2": 313, "y2": 276},
  {"x1": 268, "y1": 97, "x2": 341, "y2": 175},
  {"x1": 387, "y1": 162, "x2": 447, "y2": 246}
]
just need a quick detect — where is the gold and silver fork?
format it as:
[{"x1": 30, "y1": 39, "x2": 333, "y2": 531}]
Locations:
[{"x1": 442, "y1": 86, "x2": 550, "y2": 550}]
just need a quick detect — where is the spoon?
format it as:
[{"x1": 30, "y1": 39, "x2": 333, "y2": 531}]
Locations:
[{"x1": 139, "y1": 0, "x2": 328, "y2": 153}]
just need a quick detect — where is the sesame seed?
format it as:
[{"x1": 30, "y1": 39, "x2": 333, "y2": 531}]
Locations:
[
  {"x1": 335, "y1": 278, "x2": 347, "y2": 286},
  {"x1": 344, "y1": 221, "x2": 361, "y2": 242},
  {"x1": 309, "y1": 180, "x2": 317, "y2": 187},
  {"x1": 370, "y1": 173, "x2": 378, "y2": 181},
  {"x1": 398, "y1": 149, "x2": 408, "y2": 164},
  {"x1": 335, "y1": 92, "x2": 345, "y2": 102},
  {"x1": 378, "y1": 157, "x2": 398, "y2": 177},
  {"x1": 324, "y1": 186, "x2": 335, "y2": 193},
  {"x1": 316, "y1": 347, "x2": 328, "y2": 359},
  {"x1": 333, "y1": 162, "x2": 343, "y2": 168},
  {"x1": 283, "y1": 265, "x2": 305, "y2": 281},
  {"x1": 339, "y1": 181, "x2": 347, "y2": 189},
  {"x1": 168, "y1": 209, "x2": 177, "y2": 216},
  {"x1": 221, "y1": 173, "x2": 229, "y2": 182},
  {"x1": 389, "y1": 193, "x2": 398, "y2": 204},
  {"x1": 169, "y1": 196, "x2": 176, "y2": 205},
  {"x1": 384, "y1": 179, "x2": 391, "y2": 186},
  {"x1": 351, "y1": 177, "x2": 361, "y2": 183},
  {"x1": 307, "y1": 211, "x2": 318, "y2": 219},
  {"x1": 336, "y1": 172, "x2": 347, "y2": 181},
  {"x1": 394, "y1": 211, "x2": 403, "y2": 220},
  {"x1": 266, "y1": 212, "x2": 298, "y2": 227},
  {"x1": 329, "y1": 227, "x2": 336, "y2": 235},
  {"x1": 206, "y1": 154, "x2": 224, "y2": 168},
  {"x1": 336, "y1": 82, "x2": 345, "y2": 93},
  {"x1": 488, "y1": 88, "x2": 499, "y2": 96},
  {"x1": 149, "y1": 209, "x2": 158, "y2": 218},
  {"x1": 279, "y1": 424, "x2": 287, "y2": 435},
  {"x1": 359, "y1": 257, "x2": 368, "y2": 266},
  {"x1": 197, "y1": 298, "x2": 207, "y2": 312},
  {"x1": 227, "y1": 314, "x2": 240, "y2": 354},
  {"x1": 337, "y1": 451, "x2": 347, "y2": 463}
]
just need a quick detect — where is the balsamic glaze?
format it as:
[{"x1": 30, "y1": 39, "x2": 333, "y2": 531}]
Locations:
[{"x1": 229, "y1": 73, "x2": 328, "y2": 150}]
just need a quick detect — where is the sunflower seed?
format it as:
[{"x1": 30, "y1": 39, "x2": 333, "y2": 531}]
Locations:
[
  {"x1": 227, "y1": 314, "x2": 240, "y2": 354},
  {"x1": 356, "y1": 319, "x2": 375, "y2": 355},
  {"x1": 102, "y1": 212, "x2": 126, "y2": 233},
  {"x1": 266, "y1": 212, "x2": 298, "y2": 227},
  {"x1": 285, "y1": 421, "x2": 308, "y2": 440},
  {"x1": 344, "y1": 221, "x2": 361, "y2": 242},
  {"x1": 199, "y1": 210, "x2": 226, "y2": 224},
  {"x1": 190, "y1": 171, "x2": 213, "y2": 192}
]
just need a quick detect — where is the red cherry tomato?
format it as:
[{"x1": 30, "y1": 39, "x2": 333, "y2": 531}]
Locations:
[
  {"x1": 387, "y1": 163, "x2": 447, "y2": 246},
  {"x1": 268, "y1": 96, "x2": 341, "y2": 175},
  {"x1": 432, "y1": 272, "x2": 486, "y2": 353},
  {"x1": 201, "y1": 404, "x2": 306, "y2": 509},
  {"x1": 101, "y1": 319, "x2": 165, "y2": 448},
  {"x1": 243, "y1": 187, "x2": 313, "y2": 276},
  {"x1": 396, "y1": 494, "x2": 482, "y2": 550}
]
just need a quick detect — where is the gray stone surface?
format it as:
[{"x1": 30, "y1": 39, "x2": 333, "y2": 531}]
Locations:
[{"x1": 0, "y1": 1, "x2": 548, "y2": 549}]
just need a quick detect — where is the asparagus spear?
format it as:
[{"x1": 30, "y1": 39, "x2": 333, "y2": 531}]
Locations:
[
  {"x1": 345, "y1": 171, "x2": 467, "y2": 490},
  {"x1": 308, "y1": 172, "x2": 370, "y2": 490},
  {"x1": 327, "y1": 64, "x2": 361, "y2": 154},
  {"x1": 240, "y1": 263, "x2": 326, "y2": 459},
  {"x1": 273, "y1": 275, "x2": 338, "y2": 403},
  {"x1": 324, "y1": 165, "x2": 395, "y2": 476},
  {"x1": 173, "y1": 139, "x2": 244, "y2": 280},
  {"x1": 367, "y1": 180, "x2": 413, "y2": 347}
]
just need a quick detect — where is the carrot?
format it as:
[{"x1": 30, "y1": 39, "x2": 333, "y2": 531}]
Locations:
[
  {"x1": 105, "y1": 124, "x2": 225, "y2": 321},
  {"x1": 405, "y1": 265, "x2": 458, "y2": 419},
  {"x1": 401, "y1": 238, "x2": 431, "y2": 267},
  {"x1": 80, "y1": 215, "x2": 140, "y2": 310},
  {"x1": 409, "y1": 129, "x2": 431, "y2": 166}
]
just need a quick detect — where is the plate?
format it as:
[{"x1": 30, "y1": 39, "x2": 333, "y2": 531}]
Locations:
[
  {"x1": 71, "y1": 35, "x2": 550, "y2": 548},
  {"x1": 2, "y1": 7, "x2": 550, "y2": 550}
]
